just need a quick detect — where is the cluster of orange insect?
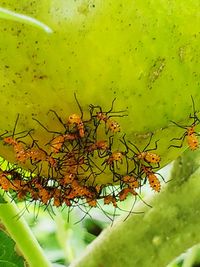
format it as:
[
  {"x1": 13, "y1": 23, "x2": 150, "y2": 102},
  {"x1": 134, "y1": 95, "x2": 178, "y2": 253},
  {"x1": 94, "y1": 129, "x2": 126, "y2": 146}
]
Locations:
[
  {"x1": 120, "y1": 133, "x2": 162, "y2": 193},
  {"x1": 0, "y1": 95, "x2": 198, "y2": 221},
  {"x1": 0, "y1": 95, "x2": 163, "y2": 220}
]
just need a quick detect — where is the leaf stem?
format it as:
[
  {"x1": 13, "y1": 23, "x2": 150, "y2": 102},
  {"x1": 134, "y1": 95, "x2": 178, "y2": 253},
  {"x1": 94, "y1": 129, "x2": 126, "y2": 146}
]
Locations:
[
  {"x1": 0, "y1": 7, "x2": 53, "y2": 33},
  {"x1": 0, "y1": 192, "x2": 52, "y2": 267}
]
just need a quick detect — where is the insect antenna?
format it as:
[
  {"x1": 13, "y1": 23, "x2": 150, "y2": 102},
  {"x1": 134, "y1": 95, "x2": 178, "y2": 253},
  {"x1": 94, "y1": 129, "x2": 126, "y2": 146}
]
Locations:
[
  {"x1": 123, "y1": 194, "x2": 138, "y2": 221},
  {"x1": 170, "y1": 120, "x2": 187, "y2": 130},
  {"x1": 190, "y1": 95, "x2": 200, "y2": 124},
  {"x1": 48, "y1": 109, "x2": 66, "y2": 129},
  {"x1": 32, "y1": 117, "x2": 61, "y2": 135},
  {"x1": 137, "y1": 193, "x2": 152, "y2": 209},
  {"x1": 12, "y1": 113, "x2": 20, "y2": 138},
  {"x1": 74, "y1": 93, "x2": 84, "y2": 119},
  {"x1": 74, "y1": 204, "x2": 93, "y2": 225}
]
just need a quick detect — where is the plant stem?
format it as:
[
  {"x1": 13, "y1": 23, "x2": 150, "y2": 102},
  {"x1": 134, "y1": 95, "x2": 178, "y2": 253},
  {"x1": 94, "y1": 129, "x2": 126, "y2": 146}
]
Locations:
[
  {"x1": 0, "y1": 193, "x2": 52, "y2": 267},
  {"x1": 55, "y1": 212, "x2": 75, "y2": 264},
  {"x1": 0, "y1": 7, "x2": 53, "y2": 33},
  {"x1": 69, "y1": 149, "x2": 200, "y2": 267},
  {"x1": 182, "y1": 245, "x2": 199, "y2": 267}
]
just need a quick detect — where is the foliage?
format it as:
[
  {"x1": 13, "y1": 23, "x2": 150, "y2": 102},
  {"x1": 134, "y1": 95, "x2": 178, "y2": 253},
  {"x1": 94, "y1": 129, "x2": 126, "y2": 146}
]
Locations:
[
  {"x1": 0, "y1": 230, "x2": 24, "y2": 267},
  {"x1": 0, "y1": 1, "x2": 200, "y2": 267}
]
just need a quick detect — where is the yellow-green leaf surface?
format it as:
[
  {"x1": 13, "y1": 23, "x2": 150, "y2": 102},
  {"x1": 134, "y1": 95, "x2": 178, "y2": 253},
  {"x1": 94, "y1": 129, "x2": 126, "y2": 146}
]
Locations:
[{"x1": 0, "y1": 1, "x2": 200, "y2": 183}]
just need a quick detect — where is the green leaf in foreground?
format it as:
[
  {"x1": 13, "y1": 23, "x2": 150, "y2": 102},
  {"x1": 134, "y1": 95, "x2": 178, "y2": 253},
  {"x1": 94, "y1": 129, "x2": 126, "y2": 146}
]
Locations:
[
  {"x1": 0, "y1": 194, "x2": 7, "y2": 204},
  {"x1": 0, "y1": 230, "x2": 24, "y2": 267}
]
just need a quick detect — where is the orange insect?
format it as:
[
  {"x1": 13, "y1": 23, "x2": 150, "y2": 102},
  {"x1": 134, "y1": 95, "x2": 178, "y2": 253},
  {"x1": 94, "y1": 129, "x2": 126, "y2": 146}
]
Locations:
[
  {"x1": 53, "y1": 197, "x2": 62, "y2": 207},
  {"x1": 104, "y1": 151, "x2": 124, "y2": 166},
  {"x1": 4, "y1": 137, "x2": 28, "y2": 163},
  {"x1": 106, "y1": 119, "x2": 121, "y2": 133},
  {"x1": 104, "y1": 194, "x2": 117, "y2": 207},
  {"x1": 0, "y1": 170, "x2": 29, "y2": 200},
  {"x1": 122, "y1": 175, "x2": 140, "y2": 189},
  {"x1": 101, "y1": 150, "x2": 125, "y2": 180},
  {"x1": 86, "y1": 198, "x2": 97, "y2": 207},
  {"x1": 29, "y1": 189, "x2": 40, "y2": 201},
  {"x1": 26, "y1": 148, "x2": 47, "y2": 162},
  {"x1": 66, "y1": 183, "x2": 89, "y2": 199},
  {"x1": 62, "y1": 173, "x2": 76, "y2": 185},
  {"x1": 50, "y1": 135, "x2": 65, "y2": 153},
  {"x1": 85, "y1": 140, "x2": 109, "y2": 153},
  {"x1": 121, "y1": 133, "x2": 161, "y2": 167},
  {"x1": 72, "y1": 183, "x2": 93, "y2": 198},
  {"x1": 3, "y1": 115, "x2": 35, "y2": 163},
  {"x1": 11, "y1": 179, "x2": 26, "y2": 190},
  {"x1": 68, "y1": 113, "x2": 82, "y2": 125},
  {"x1": 118, "y1": 188, "x2": 137, "y2": 201},
  {"x1": 21, "y1": 131, "x2": 58, "y2": 167},
  {"x1": 84, "y1": 185, "x2": 102, "y2": 207},
  {"x1": 68, "y1": 114, "x2": 85, "y2": 137},
  {"x1": 61, "y1": 153, "x2": 85, "y2": 175},
  {"x1": 4, "y1": 131, "x2": 50, "y2": 165},
  {"x1": 53, "y1": 188, "x2": 63, "y2": 207},
  {"x1": 0, "y1": 172, "x2": 12, "y2": 191},
  {"x1": 64, "y1": 198, "x2": 72, "y2": 207},
  {"x1": 38, "y1": 187, "x2": 52, "y2": 205},
  {"x1": 47, "y1": 156, "x2": 57, "y2": 168},
  {"x1": 169, "y1": 96, "x2": 200, "y2": 151},
  {"x1": 95, "y1": 113, "x2": 121, "y2": 133},
  {"x1": 24, "y1": 146, "x2": 57, "y2": 168},
  {"x1": 16, "y1": 188, "x2": 29, "y2": 201},
  {"x1": 89, "y1": 98, "x2": 127, "y2": 134},
  {"x1": 4, "y1": 136, "x2": 18, "y2": 147},
  {"x1": 50, "y1": 133, "x2": 78, "y2": 153},
  {"x1": 169, "y1": 124, "x2": 199, "y2": 151},
  {"x1": 187, "y1": 130, "x2": 198, "y2": 150},
  {"x1": 141, "y1": 165, "x2": 161, "y2": 192},
  {"x1": 67, "y1": 94, "x2": 85, "y2": 138}
]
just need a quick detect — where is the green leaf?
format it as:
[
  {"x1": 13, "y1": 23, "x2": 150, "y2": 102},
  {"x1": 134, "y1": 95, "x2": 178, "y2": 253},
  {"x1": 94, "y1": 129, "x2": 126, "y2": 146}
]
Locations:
[
  {"x1": 0, "y1": 194, "x2": 7, "y2": 204},
  {"x1": 0, "y1": 230, "x2": 24, "y2": 267}
]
